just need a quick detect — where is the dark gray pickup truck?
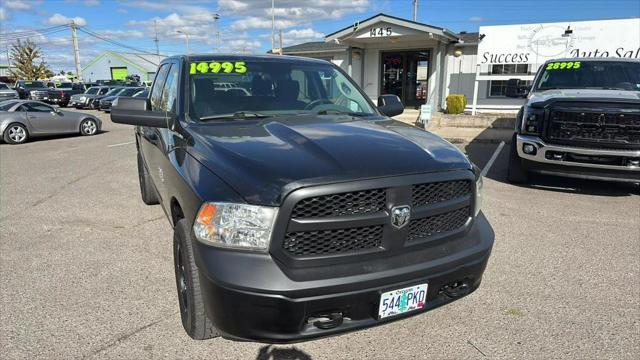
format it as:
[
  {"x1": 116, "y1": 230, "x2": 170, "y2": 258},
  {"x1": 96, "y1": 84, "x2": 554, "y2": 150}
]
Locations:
[{"x1": 111, "y1": 54, "x2": 494, "y2": 343}]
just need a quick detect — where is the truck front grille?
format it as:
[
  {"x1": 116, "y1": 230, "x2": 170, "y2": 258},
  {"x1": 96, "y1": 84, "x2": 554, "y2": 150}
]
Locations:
[
  {"x1": 412, "y1": 180, "x2": 471, "y2": 207},
  {"x1": 283, "y1": 225, "x2": 383, "y2": 256},
  {"x1": 546, "y1": 108, "x2": 640, "y2": 149},
  {"x1": 281, "y1": 177, "x2": 473, "y2": 258},
  {"x1": 30, "y1": 91, "x2": 48, "y2": 99},
  {"x1": 407, "y1": 207, "x2": 471, "y2": 242},
  {"x1": 291, "y1": 188, "x2": 385, "y2": 218}
]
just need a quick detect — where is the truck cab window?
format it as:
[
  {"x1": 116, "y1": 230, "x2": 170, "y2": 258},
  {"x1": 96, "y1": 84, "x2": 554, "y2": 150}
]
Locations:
[{"x1": 150, "y1": 64, "x2": 171, "y2": 112}]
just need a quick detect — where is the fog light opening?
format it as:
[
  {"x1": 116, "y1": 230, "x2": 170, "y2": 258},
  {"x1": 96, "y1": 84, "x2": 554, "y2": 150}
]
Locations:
[
  {"x1": 628, "y1": 158, "x2": 640, "y2": 167},
  {"x1": 522, "y1": 143, "x2": 537, "y2": 155}
]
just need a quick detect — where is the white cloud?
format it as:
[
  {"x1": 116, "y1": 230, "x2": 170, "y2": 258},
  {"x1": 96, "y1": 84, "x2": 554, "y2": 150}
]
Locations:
[
  {"x1": 226, "y1": 39, "x2": 261, "y2": 53},
  {"x1": 117, "y1": 8, "x2": 128, "y2": 14},
  {"x1": 222, "y1": 0, "x2": 368, "y2": 32},
  {"x1": 46, "y1": 13, "x2": 87, "y2": 26},
  {"x1": 3, "y1": 0, "x2": 33, "y2": 11},
  {"x1": 231, "y1": 16, "x2": 299, "y2": 31},
  {"x1": 0, "y1": 7, "x2": 7, "y2": 21},
  {"x1": 84, "y1": 0, "x2": 100, "y2": 6},
  {"x1": 218, "y1": 0, "x2": 248, "y2": 12},
  {"x1": 469, "y1": 16, "x2": 483, "y2": 23}
]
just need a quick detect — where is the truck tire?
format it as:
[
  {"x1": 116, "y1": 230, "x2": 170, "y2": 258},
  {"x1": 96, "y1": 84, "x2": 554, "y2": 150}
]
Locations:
[
  {"x1": 137, "y1": 153, "x2": 160, "y2": 205},
  {"x1": 507, "y1": 134, "x2": 529, "y2": 183},
  {"x1": 173, "y1": 219, "x2": 220, "y2": 340}
]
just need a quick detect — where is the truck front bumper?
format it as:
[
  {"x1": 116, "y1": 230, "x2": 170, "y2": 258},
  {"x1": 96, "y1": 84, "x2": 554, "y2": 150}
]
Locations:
[
  {"x1": 193, "y1": 213, "x2": 494, "y2": 343},
  {"x1": 517, "y1": 134, "x2": 640, "y2": 183}
]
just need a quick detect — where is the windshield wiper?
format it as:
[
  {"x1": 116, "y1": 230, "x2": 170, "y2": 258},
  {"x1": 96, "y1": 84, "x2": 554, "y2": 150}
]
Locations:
[
  {"x1": 199, "y1": 111, "x2": 274, "y2": 121},
  {"x1": 315, "y1": 109, "x2": 371, "y2": 117}
]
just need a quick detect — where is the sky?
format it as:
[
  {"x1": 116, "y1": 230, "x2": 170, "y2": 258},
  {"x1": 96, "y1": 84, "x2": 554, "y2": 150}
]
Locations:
[{"x1": 1, "y1": 0, "x2": 639, "y2": 73}]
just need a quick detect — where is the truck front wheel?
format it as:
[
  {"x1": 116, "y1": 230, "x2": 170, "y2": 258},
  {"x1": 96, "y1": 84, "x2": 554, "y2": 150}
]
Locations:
[
  {"x1": 507, "y1": 134, "x2": 529, "y2": 183},
  {"x1": 173, "y1": 219, "x2": 220, "y2": 340}
]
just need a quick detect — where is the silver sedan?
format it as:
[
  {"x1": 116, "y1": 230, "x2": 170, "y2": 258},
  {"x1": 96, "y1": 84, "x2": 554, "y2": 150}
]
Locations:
[{"x1": 0, "y1": 100, "x2": 101, "y2": 144}]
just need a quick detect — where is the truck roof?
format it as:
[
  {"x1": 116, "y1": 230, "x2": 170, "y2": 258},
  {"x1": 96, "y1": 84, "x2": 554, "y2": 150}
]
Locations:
[
  {"x1": 165, "y1": 54, "x2": 332, "y2": 66},
  {"x1": 544, "y1": 57, "x2": 639, "y2": 63}
]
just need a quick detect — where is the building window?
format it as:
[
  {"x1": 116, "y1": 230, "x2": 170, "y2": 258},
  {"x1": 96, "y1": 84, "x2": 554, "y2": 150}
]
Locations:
[
  {"x1": 488, "y1": 64, "x2": 531, "y2": 97},
  {"x1": 490, "y1": 64, "x2": 530, "y2": 75}
]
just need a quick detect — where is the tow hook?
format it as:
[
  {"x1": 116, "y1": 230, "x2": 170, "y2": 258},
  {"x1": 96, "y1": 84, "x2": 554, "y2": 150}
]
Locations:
[
  {"x1": 440, "y1": 280, "x2": 471, "y2": 299},
  {"x1": 308, "y1": 312, "x2": 344, "y2": 330}
]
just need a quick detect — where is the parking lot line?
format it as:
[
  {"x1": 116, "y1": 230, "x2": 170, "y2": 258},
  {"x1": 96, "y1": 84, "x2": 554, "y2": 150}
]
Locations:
[
  {"x1": 107, "y1": 141, "x2": 135, "y2": 148},
  {"x1": 481, "y1": 141, "x2": 505, "y2": 177}
]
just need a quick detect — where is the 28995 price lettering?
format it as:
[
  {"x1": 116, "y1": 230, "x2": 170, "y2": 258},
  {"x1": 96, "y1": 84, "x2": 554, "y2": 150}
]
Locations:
[
  {"x1": 189, "y1": 61, "x2": 248, "y2": 74},
  {"x1": 546, "y1": 61, "x2": 581, "y2": 70}
]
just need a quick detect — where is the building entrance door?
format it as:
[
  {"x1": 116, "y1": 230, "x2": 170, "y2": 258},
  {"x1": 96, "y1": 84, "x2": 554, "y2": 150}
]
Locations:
[{"x1": 381, "y1": 50, "x2": 430, "y2": 107}]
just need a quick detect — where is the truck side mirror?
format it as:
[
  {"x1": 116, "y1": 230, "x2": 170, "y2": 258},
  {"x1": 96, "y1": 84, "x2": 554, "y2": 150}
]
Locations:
[
  {"x1": 111, "y1": 97, "x2": 170, "y2": 128},
  {"x1": 506, "y1": 78, "x2": 530, "y2": 98},
  {"x1": 377, "y1": 94, "x2": 404, "y2": 117},
  {"x1": 505, "y1": 79, "x2": 521, "y2": 98}
]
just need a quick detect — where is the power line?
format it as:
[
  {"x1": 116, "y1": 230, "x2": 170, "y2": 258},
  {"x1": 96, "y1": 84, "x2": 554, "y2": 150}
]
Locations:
[
  {"x1": 0, "y1": 25, "x2": 69, "y2": 40},
  {"x1": 77, "y1": 27, "x2": 159, "y2": 55}
]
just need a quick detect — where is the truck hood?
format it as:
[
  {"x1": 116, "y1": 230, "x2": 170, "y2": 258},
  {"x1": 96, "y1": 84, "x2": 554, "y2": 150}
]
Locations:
[
  {"x1": 187, "y1": 116, "x2": 472, "y2": 206},
  {"x1": 528, "y1": 89, "x2": 640, "y2": 105}
]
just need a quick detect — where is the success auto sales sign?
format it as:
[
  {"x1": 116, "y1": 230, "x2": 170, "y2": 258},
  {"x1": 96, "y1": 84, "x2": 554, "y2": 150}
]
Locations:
[{"x1": 478, "y1": 18, "x2": 640, "y2": 65}]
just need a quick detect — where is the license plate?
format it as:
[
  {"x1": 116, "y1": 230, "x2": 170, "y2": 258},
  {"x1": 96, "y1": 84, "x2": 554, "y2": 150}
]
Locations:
[{"x1": 378, "y1": 283, "x2": 428, "y2": 319}]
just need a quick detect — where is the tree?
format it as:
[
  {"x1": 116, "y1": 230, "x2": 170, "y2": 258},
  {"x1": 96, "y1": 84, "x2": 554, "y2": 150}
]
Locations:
[{"x1": 8, "y1": 39, "x2": 52, "y2": 80}]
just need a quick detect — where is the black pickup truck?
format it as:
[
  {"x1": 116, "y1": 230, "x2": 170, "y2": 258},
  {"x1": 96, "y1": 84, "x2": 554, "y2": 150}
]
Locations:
[
  {"x1": 45, "y1": 82, "x2": 85, "y2": 107},
  {"x1": 506, "y1": 58, "x2": 640, "y2": 183},
  {"x1": 111, "y1": 55, "x2": 494, "y2": 343}
]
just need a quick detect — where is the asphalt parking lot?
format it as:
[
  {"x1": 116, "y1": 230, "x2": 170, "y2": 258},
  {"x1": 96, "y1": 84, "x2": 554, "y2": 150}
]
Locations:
[{"x1": 1, "y1": 108, "x2": 638, "y2": 360}]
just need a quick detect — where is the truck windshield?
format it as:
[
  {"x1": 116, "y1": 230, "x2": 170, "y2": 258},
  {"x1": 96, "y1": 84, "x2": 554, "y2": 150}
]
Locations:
[
  {"x1": 0, "y1": 83, "x2": 9, "y2": 89},
  {"x1": 533, "y1": 60, "x2": 640, "y2": 91},
  {"x1": 189, "y1": 59, "x2": 376, "y2": 120},
  {"x1": 21, "y1": 81, "x2": 45, "y2": 88},
  {"x1": 85, "y1": 87, "x2": 100, "y2": 94}
]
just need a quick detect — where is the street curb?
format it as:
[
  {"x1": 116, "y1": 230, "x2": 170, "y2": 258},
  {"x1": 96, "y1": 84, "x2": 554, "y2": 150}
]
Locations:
[{"x1": 444, "y1": 137, "x2": 512, "y2": 145}]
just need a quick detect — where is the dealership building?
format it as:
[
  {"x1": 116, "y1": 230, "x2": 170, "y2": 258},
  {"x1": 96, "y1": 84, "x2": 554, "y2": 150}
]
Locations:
[
  {"x1": 81, "y1": 50, "x2": 164, "y2": 83},
  {"x1": 279, "y1": 14, "x2": 640, "y2": 113}
]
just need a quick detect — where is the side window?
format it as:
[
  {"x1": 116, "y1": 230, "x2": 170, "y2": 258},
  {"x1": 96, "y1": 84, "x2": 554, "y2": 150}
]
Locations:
[
  {"x1": 100, "y1": 88, "x2": 108, "y2": 95},
  {"x1": 25, "y1": 103, "x2": 53, "y2": 112},
  {"x1": 150, "y1": 64, "x2": 171, "y2": 111},
  {"x1": 160, "y1": 64, "x2": 179, "y2": 113}
]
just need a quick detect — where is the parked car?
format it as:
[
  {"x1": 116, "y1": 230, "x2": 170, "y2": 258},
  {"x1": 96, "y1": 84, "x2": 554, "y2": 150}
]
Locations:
[
  {"x1": 0, "y1": 100, "x2": 101, "y2": 144},
  {"x1": 99, "y1": 87, "x2": 145, "y2": 112},
  {"x1": 69, "y1": 86, "x2": 111, "y2": 109},
  {"x1": 13, "y1": 80, "x2": 50, "y2": 100},
  {"x1": 45, "y1": 82, "x2": 85, "y2": 107},
  {"x1": 0, "y1": 82, "x2": 18, "y2": 101},
  {"x1": 111, "y1": 55, "x2": 494, "y2": 342},
  {"x1": 506, "y1": 58, "x2": 640, "y2": 184},
  {"x1": 90, "y1": 86, "x2": 125, "y2": 109},
  {"x1": 132, "y1": 89, "x2": 149, "y2": 98}
]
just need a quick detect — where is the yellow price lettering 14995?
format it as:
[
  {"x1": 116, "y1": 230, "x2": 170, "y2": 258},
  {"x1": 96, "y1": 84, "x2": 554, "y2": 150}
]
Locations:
[{"x1": 190, "y1": 61, "x2": 247, "y2": 74}]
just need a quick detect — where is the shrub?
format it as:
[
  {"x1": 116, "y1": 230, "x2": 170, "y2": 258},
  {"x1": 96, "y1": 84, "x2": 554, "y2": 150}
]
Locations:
[{"x1": 446, "y1": 94, "x2": 467, "y2": 114}]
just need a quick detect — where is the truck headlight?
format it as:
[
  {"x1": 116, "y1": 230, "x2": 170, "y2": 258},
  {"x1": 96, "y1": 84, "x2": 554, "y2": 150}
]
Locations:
[
  {"x1": 79, "y1": 96, "x2": 86, "y2": 101},
  {"x1": 472, "y1": 164, "x2": 483, "y2": 217},
  {"x1": 521, "y1": 106, "x2": 545, "y2": 135},
  {"x1": 193, "y1": 202, "x2": 278, "y2": 250}
]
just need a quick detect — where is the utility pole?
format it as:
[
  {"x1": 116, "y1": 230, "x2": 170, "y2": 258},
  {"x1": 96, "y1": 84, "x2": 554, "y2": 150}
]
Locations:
[
  {"x1": 278, "y1": 29, "x2": 282, "y2": 55},
  {"x1": 153, "y1": 19, "x2": 160, "y2": 63},
  {"x1": 271, "y1": 0, "x2": 275, "y2": 52},
  {"x1": 70, "y1": 21, "x2": 82, "y2": 82},
  {"x1": 177, "y1": 30, "x2": 190, "y2": 54},
  {"x1": 212, "y1": 13, "x2": 220, "y2": 52},
  {"x1": 413, "y1": 0, "x2": 419, "y2": 22}
]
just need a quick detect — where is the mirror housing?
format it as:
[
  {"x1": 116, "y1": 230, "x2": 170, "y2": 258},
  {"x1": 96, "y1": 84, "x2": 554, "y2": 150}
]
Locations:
[
  {"x1": 111, "y1": 97, "x2": 169, "y2": 128},
  {"x1": 377, "y1": 94, "x2": 404, "y2": 117},
  {"x1": 506, "y1": 78, "x2": 530, "y2": 98}
]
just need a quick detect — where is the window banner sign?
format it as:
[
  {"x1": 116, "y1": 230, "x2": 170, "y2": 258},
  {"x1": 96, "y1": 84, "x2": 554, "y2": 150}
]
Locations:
[{"x1": 478, "y1": 18, "x2": 640, "y2": 66}]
